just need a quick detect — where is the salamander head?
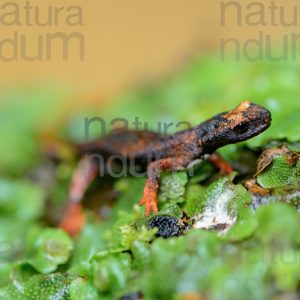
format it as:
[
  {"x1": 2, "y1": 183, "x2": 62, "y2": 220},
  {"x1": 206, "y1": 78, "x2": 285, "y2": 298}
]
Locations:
[{"x1": 200, "y1": 101, "x2": 271, "y2": 152}]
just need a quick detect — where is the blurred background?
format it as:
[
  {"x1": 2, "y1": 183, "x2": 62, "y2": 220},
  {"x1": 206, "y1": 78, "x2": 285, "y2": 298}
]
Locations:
[{"x1": 1, "y1": 0, "x2": 298, "y2": 97}]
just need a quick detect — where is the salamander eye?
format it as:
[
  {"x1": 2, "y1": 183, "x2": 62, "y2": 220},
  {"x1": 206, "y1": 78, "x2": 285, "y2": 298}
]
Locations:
[{"x1": 234, "y1": 121, "x2": 249, "y2": 134}]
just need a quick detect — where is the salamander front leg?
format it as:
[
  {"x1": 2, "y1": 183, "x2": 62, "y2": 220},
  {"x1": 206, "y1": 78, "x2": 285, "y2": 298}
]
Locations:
[
  {"x1": 208, "y1": 152, "x2": 234, "y2": 174},
  {"x1": 139, "y1": 178, "x2": 159, "y2": 215},
  {"x1": 139, "y1": 156, "x2": 191, "y2": 215}
]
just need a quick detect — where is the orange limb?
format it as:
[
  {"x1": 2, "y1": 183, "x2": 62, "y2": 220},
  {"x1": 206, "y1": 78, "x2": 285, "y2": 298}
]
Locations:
[
  {"x1": 138, "y1": 179, "x2": 159, "y2": 215},
  {"x1": 59, "y1": 155, "x2": 98, "y2": 236},
  {"x1": 59, "y1": 202, "x2": 86, "y2": 237},
  {"x1": 208, "y1": 153, "x2": 234, "y2": 175},
  {"x1": 139, "y1": 156, "x2": 192, "y2": 215}
]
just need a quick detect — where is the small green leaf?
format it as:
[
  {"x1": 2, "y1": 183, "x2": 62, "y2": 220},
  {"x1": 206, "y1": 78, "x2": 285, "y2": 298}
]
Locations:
[
  {"x1": 70, "y1": 278, "x2": 98, "y2": 300},
  {"x1": 257, "y1": 156, "x2": 300, "y2": 188},
  {"x1": 27, "y1": 229, "x2": 74, "y2": 274},
  {"x1": 0, "y1": 179, "x2": 44, "y2": 222},
  {"x1": 159, "y1": 172, "x2": 188, "y2": 203},
  {"x1": 92, "y1": 253, "x2": 131, "y2": 293},
  {"x1": 225, "y1": 215, "x2": 258, "y2": 242},
  {"x1": 255, "y1": 203, "x2": 300, "y2": 245},
  {"x1": 184, "y1": 184, "x2": 206, "y2": 216},
  {"x1": 0, "y1": 273, "x2": 80, "y2": 300},
  {"x1": 271, "y1": 250, "x2": 300, "y2": 291},
  {"x1": 192, "y1": 173, "x2": 251, "y2": 231}
]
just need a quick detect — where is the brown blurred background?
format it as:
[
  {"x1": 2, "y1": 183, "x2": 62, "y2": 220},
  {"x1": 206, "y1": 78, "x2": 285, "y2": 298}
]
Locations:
[{"x1": 0, "y1": 0, "x2": 297, "y2": 99}]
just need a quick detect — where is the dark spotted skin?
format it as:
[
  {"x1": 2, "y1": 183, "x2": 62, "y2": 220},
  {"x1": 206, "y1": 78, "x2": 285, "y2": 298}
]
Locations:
[
  {"x1": 63, "y1": 101, "x2": 271, "y2": 226},
  {"x1": 79, "y1": 101, "x2": 271, "y2": 162}
]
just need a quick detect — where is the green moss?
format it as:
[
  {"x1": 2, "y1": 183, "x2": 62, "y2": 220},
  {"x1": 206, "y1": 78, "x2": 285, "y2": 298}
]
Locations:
[
  {"x1": 26, "y1": 228, "x2": 74, "y2": 274},
  {"x1": 257, "y1": 156, "x2": 300, "y2": 188},
  {"x1": 159, "y1": 171, "x2": 188, "y2": 204},
  {"x1": 1, "y1": 54, "x2": 300, "y2": 299},
  {"x1": 0, "y1": 273, "x2": 80, "y2": 300}
]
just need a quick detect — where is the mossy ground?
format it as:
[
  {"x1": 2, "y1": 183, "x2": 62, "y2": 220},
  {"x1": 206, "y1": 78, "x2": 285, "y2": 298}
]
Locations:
[{"x1": 1, "y1": 55, "x2": 300, "y2": 299}]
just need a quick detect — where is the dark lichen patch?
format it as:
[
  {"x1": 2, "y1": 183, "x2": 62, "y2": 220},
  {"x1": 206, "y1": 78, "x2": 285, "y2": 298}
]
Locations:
[{"x1": 147, "y1": 215, "x2": 188, "y2": 238}]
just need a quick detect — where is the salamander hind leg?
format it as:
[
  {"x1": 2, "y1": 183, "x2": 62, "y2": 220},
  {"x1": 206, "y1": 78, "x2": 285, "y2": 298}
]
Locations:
[
  {"x1": 60, "y1": 155, "x2": 99, "y2": 236},
  {"x1": 139, "y1": 156, "x2": 192, "y2": 215}
]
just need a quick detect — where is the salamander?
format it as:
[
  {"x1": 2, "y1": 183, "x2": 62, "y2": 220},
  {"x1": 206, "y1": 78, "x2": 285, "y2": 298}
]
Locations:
[{"x1": 60, "y1": 101, "x2": 271, "y2": 235}]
